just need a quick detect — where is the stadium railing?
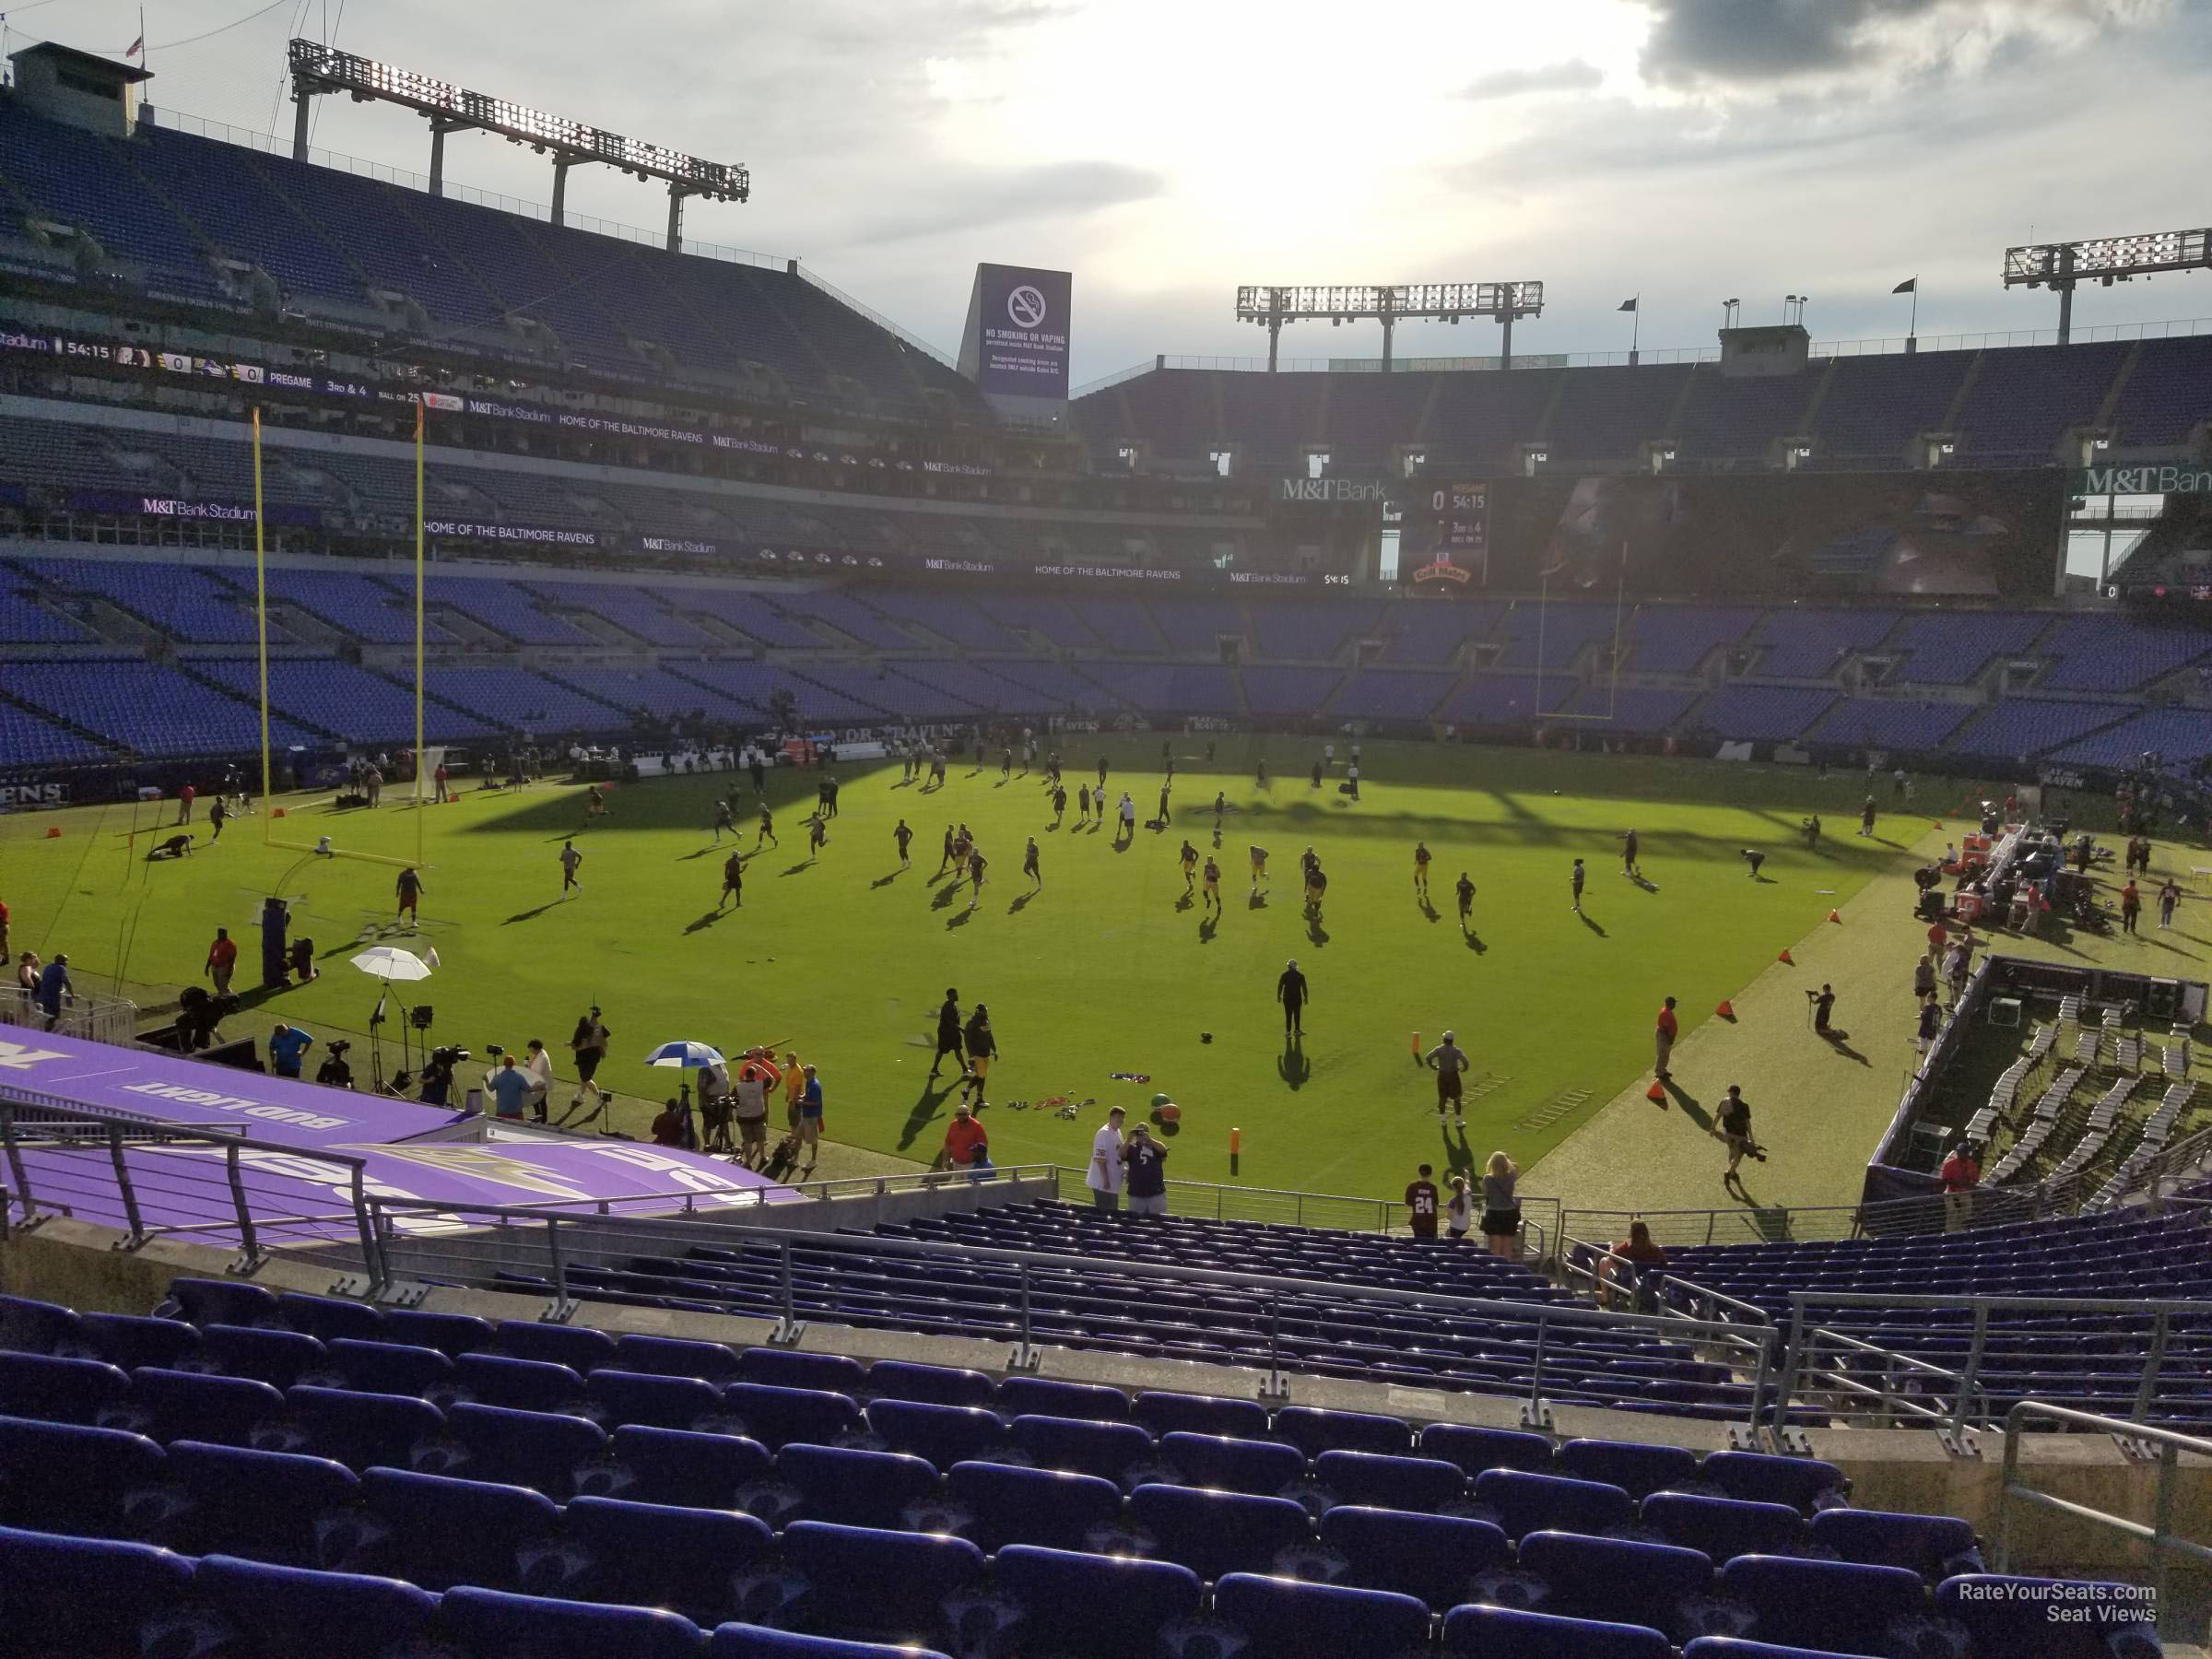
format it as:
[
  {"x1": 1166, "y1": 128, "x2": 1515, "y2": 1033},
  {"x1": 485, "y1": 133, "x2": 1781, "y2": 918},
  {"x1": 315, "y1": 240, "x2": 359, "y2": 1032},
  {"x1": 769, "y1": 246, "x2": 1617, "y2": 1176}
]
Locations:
[
  {"x1": 0, "y1": 988, "x2": 140, "y2": 1047},
  {"x1": 1997, "y1": 1404, "x2": 2208, "y2": 1641},
  {"x1": 350, "y1": 1190, "x2": 1776, "y2": 1422},
  {"x1": 1771, "y1": 1290, "x2": 2212, "y2": 1441}
]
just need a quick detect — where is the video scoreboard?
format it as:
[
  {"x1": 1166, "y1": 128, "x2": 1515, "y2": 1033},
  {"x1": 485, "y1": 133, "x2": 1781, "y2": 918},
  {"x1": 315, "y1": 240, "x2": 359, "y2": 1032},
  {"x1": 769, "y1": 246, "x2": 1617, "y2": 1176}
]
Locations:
[{"x1": 1401, "y1": 480, "x2": 1489, "y2": 585}]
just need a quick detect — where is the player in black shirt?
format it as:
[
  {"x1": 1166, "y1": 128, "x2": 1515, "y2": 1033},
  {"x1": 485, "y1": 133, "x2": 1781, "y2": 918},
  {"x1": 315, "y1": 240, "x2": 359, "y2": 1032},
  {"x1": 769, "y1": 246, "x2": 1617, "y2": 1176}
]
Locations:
[
  {"x1": 1456, "y1": 871, "x2": 1476, "y2": 926},
  {"x1": 893, "y1": 819, "x2": 913, "y2": 868},
  {"x1": 719, "y1": 852, "x2": 744, "y2": 911},
  {"x1": 1023, "y1": 838, "x2": 1041, "y2": 889}
]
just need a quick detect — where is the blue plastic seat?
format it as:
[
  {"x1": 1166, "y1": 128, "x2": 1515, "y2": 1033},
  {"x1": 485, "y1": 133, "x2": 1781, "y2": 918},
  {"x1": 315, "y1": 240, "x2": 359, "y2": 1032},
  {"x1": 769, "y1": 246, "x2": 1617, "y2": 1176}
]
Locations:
[
  {"x1": 1419, "y1": 1422, "x2": 1558, "y2": 1478},
  {"x1": 777, "y1": 1441, "x2": 939, "y2": 1529},
  {"x1": 441, "y1": 1584, "x2": 704, "y2": 1659},
  {"x1": 454, "y1": 1351, "x2": 590, "y2": 1414},
  {"x1": 1717, "y1": 1555, "x2": 1929, "y2": 1653},
  {"x1": 168, "y1": 1440, "x2": 359, "y2": 1568},
  {"x1": 561, "y1": 1493, "x2": 775, "y2": 1624},
  {"x1": 1699, "y1": 1451, "x2": 1849, "y2": 1513},
  {"x1": 1272, "y1": 1405, "x2": 1411, "y2": 1457},
  {"x1": 1135, "y1": 1389, "x2": 1269, "y2": 1440},
  {"x1": 276, "y1": 1292, "x2": 385, "y2": 1344},
  {"x1": 78, "y1": 1312, "x2": 204, "y2": 1373},
  {"x1": 0, "y1": 1350, "x2": 130, "y2": 1424},
  {"x1": 274, "y1": 1383, "x2": 443, "y2": 1471},
  {"x1": 202, "y1": 1324, "x2": 328, "y2": 1391},
  {"x1": 947, "y1": 1459, "x2": 1124, "y2": 1552},
  {"x1": 707, "y1": 1623, "x2": 953, "y2": 1659},
  {"x1": 0, "y1": 1415, "x2": 165, "y2": 1539},
  {"x1": 1474, "y1": 1467, "x2": 1635, "y2": 1540},
  {"x1": 1214, "y1": 1571, "x2": 1430, "y2": 1659},
  {"x1": 0, "y1": 1524, "x2": 195, "y2": 1658},
  {"x1": 1808, "y1": 1507, "x2": 1984, "y2": 1581},
  {"x1": 1935, "y1": 1573, "x2": 2162, "y2": 1658},
  {"x1": 735, "y1": 1348, "x2": 870, "y2": 1394},
  {"x1": 379, "y1": 1309, "x2": 495, "y2": 1359},
  {"x1": 325, "y1": 1336, "x2": 455, "y2": 1397},
  {"x1": 1320, "y1": 1504, "x2": 1512, "y2": 1609},
  {"x1": 1159, "y1": 1430, "x2": 1305, "y2": 1496},
  {"x1": 1009, "y1": 1413, "x2": 1153, "y2": 1486},
  {"x1": 994, "y1": 1543, "x2": 1203, "y2": 1659},
  {"x1": 614, "y1": 1332, "x2": 742, "y2": 1384},
  {"x1": 997, "y1": 1375, "x2": 1128, "y2": 1421},
  {"x1": 1314, "y1": 1449, "x2": 1465, "y2": 1512},
  {"x1": 494, "y1": 1319, "x2": 618, "y2": 1373},
  {"x1": 167, "y1": 1276, "x2": 279, "y2": 1329},
  {"x1": 361, "y1": 1465, "x2": 560, "y2": 1591},
  {"x1": 1559, "y1": 1437, "x2": 1700, "y2": 1500},
  {"x1": 609, "y1": 1423, "x2": 771, "y2": 1509},
  {"x1": 132, "y1": 1365, "x2": 285, "y2": 1447},
  {"x1": 1643, "y1": 1491, "x2": 1806, "y2": 1564},
  {"x1": 724, "y1": 1382, "x2": 864, "y2": 1450},
  {"x1": 1519, "y1": 1530, "x2": 1713, "y2": 1636},
  {"x1": 865, "y1": 1398, "x2": 1007, "y2": 1470},
  {"x1": 194, "y1": 1554, "x2": 442, "y2": 1659},
  {"x1": 439, "y1": 1402, "x2": 607, "y2": 1498},
  {"x1": 781, "y1": 1520, "x2": 986, "y2": 1646},
  {"x1": 1130, "y1": 1482, "x2": 1311, "y2": 1581},
  {"x1": 0, "y1": 1293, "x2": 86, "y2": 1355},
  {"x1": 588, "y1": 1366, "x2": 724, "y2": 1430},
  {"x1": 1443, "y1": 1603, "x2": 1674, "y2": 1659},
  {"x1": 865, "y1": 1359, "x2": 995, "y2": 1407}
]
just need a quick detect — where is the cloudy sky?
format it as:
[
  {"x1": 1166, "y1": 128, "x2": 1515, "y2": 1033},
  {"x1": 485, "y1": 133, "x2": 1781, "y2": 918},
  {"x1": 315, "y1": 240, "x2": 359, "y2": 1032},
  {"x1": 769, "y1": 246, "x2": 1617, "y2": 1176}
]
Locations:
[{"x1": 15, "y1": 0, "x2": 2212, "y2": 383}]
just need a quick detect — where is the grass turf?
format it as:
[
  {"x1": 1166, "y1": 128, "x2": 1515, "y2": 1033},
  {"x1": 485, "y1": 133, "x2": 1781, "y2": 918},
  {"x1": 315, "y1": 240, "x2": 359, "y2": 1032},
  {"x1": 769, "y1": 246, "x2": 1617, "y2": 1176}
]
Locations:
[{"x1": 3, "y1": 738, "x2": 1977, "y2": 1205}]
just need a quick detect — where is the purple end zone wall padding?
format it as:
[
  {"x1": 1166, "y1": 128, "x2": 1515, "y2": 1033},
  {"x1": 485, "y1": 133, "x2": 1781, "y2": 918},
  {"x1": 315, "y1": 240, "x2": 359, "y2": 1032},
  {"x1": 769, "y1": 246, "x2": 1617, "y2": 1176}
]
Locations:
[{"x1": 0, "y1": 1029, "x2": 790, "y2": 1238}]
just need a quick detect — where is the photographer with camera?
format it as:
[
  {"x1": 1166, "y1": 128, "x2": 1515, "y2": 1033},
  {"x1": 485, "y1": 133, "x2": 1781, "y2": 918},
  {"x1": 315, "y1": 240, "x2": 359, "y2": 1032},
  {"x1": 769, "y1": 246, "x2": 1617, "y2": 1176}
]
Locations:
[
  {"x1": 1719, "y1": 1085, "x2": 1764, "y2": 1193},
  {"x1": 314, "y1": 1039, "x2": 354, "y2": 1090},
  {"x1": 418, "y1": 1045, "x2": 467, "y2": 1107}
]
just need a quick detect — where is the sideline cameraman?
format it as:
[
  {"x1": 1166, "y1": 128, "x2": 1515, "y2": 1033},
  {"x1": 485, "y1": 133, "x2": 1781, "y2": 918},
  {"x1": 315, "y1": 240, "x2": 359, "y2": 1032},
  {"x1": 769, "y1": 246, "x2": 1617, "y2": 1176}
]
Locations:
[
  {"x1": 418, "y1": 1045, "x2": 466, "y2": 1107},
  {"x1": 1719, "y1": 1086, "x2": 1762, "y2": 1193},
  {"x1": 314, "y1": 1040, "x2": 354, "y2": 1090}
]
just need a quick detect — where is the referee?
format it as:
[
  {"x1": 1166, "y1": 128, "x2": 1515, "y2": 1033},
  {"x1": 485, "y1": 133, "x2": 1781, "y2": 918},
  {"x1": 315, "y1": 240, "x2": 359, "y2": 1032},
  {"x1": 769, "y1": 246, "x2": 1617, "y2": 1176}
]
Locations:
[{"x1": 1425, "y1": 1030, "x2": 1470, "y2": 1126}]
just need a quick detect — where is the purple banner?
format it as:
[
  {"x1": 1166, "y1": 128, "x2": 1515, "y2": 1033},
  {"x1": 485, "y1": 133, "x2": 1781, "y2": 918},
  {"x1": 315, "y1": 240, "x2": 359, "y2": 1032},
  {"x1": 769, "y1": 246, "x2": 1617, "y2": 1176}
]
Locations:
[{"x1": 0, "y1": 1030, "x2": 786, "y2": 1237}]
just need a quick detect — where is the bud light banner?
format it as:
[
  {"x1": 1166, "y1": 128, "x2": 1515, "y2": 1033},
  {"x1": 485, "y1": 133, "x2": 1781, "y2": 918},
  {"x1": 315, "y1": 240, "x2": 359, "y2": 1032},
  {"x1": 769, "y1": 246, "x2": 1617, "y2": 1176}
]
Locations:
[{"x1": 959, "y1": 264, "x2": 1073, "y2": 400}]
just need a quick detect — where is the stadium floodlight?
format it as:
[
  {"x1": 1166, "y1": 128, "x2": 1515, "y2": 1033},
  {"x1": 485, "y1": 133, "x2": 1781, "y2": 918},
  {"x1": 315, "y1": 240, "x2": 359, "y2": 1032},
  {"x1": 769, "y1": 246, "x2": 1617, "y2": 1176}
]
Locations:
[
  {"x1": 287, "y1": 39, "x2": 747, "y2": 249},
  {"x1": 1234, "y1": 281, "x2": 1543, "y2": 372},
  {"x1": 2003, "y1": 227, "x2": 2211, "y2": 342}
]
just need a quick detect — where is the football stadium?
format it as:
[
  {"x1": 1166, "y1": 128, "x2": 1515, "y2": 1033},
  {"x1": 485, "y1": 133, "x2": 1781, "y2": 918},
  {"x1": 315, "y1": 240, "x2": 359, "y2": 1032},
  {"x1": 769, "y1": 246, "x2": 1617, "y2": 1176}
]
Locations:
[{"x1": 0, "y1": 9, "x2": 2209, "y2": 1656}]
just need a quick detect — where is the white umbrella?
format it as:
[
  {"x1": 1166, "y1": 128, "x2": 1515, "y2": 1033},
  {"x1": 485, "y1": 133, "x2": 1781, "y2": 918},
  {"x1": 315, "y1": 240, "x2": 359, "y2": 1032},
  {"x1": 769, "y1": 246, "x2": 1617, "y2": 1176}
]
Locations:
[
  {"x1": 643, "y1": 1040, "x2": 725, "y2": 1069},
  {"x1": 350, "y1": 946, "x2": 433, "y2": 982}
]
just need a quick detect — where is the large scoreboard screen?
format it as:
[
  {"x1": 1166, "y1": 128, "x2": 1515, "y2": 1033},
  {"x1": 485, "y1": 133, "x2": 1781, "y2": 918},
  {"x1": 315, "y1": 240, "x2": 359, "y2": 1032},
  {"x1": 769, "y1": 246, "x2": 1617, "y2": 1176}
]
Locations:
[{"x1": 1403, "y1": 481, "x2": 1488, "y2": 585}]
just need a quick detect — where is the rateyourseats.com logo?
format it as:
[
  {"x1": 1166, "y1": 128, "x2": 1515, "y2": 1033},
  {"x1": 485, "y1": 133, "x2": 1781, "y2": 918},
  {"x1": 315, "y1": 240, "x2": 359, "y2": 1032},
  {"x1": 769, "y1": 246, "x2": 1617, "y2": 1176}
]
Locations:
[{"x1": 1950, "y1": 1580, "x2": 2156, "y2": 1624}]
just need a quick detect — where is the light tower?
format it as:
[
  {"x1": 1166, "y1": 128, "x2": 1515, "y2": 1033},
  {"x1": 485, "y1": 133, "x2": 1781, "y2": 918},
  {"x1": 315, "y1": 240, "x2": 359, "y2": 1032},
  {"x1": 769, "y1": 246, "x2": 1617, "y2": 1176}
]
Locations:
[{"x1": 1234, "y1": 282, "x2": 1544, "y2": 372}]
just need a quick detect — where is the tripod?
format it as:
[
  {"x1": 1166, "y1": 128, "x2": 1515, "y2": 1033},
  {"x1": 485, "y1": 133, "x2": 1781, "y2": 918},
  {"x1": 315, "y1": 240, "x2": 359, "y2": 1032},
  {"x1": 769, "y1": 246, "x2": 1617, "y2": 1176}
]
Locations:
[{"x1": 367, "y1": 988, "x2": 420, "y2": 1094}]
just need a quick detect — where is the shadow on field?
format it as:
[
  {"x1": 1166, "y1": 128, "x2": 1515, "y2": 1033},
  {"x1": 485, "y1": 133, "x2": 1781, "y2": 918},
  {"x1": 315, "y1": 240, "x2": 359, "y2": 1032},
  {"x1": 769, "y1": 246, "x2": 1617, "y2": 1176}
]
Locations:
[
  {"x1": 931, "y1": 882, "x2": 961, "y2": 912},
  {"x1": 1008, "y1": 892, "x2": 1035, "y2": 915},
  {"x1": 1198, "y1": 916, "x2": 1218, "y2": 945},
  {"x1": 1659, "y1": 1076, "x2": 1711, "y2": 1132},
  {"x1": 1821, "y1": 1033, "x2": 1871, "y2": 1066},
  {"x1": 946, "y1": 909, "x2": 973, "y2": 930},
  {"x1": 1462, "y1": 928, "x2": 1486, "y2": 954},
  {"x1": 1418, "y1": 898, "x2": 1440, "y2": 924},
  {"x1": 898, "y1": 1079, "x2": 955, "y2": 1150},
  {"x1": 502, "y1": 902, "x2": 559, "y2": 926},
  {"x1": 682, "y1": 911, "x2": 724, "y2": 935},
  {"x1": 1277, "y1": 1035, "x2": 1310, "y2": 1089},
  {"x1": 1439, "y1": 1122, "x2": 1473, "y2": 1173},
  {"x1": 1306, "y1": 914, "x2": 1329, "y2": 947},
  {"x1": 1174, "y1": 893, "x2": 1194, "y2": 912},
  {"x1": 1248, "y1": 892, "x2": 1268, "y2": 911},
  {"x1": 1577, "y1": 912, "x2": 1607, "y2": 937},
  {"x1": 780, "y1": 861, "x2": 814, "y2": 877},
  {"x1": 872, "y1": 871, "x2": 903, "y2": 889}
]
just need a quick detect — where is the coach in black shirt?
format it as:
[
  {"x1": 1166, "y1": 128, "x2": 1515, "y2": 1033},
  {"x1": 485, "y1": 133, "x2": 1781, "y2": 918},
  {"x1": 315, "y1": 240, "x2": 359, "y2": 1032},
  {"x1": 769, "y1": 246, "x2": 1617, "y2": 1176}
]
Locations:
[{"x1": 1277, "y1": 959, "x2": 1309, "y2": 1037}]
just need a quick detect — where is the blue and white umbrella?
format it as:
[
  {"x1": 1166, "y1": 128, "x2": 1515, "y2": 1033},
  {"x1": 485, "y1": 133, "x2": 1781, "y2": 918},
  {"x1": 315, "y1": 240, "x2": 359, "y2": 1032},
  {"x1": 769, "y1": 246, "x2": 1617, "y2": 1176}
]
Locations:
[{"x1": 643, "y1": 1041, "x2": 725, "y2": 1070}]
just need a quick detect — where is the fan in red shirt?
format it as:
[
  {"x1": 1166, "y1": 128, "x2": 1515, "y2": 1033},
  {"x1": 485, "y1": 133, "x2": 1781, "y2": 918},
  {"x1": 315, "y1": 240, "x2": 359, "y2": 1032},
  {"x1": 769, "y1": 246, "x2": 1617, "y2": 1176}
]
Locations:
[
  {"x1": 942, "y1": 1103, "x2": 989, "y2": 1171},
  {"x1": 1653, "y1": 996, "x2": 1679, "y2": 1081}
]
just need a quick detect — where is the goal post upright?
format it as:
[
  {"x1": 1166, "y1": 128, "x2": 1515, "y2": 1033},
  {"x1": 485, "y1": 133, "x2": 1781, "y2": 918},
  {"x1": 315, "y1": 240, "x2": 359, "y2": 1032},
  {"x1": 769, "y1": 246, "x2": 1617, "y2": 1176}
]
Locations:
[
  {"x1": 414, "y1": 396, "x2": 426, "y2": 872},
  {"x1": 253, "y1": 406, "x2": 273, "y2": 841}
]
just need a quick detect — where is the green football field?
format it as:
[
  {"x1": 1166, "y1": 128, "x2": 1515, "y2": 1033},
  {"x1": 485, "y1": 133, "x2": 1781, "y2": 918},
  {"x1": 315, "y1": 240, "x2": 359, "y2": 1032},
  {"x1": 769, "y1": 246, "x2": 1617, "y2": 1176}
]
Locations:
[{"x1": 3, "y1": 737, "x2": 2009, "y2": 1206}]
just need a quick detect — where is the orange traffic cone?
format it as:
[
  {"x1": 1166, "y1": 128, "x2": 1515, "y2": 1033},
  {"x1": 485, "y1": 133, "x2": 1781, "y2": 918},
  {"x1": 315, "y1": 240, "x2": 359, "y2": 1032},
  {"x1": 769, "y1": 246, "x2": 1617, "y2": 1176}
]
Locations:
[
  {"x1": 1645, "y1": 1080, "x2": 1667, "y2": 1103},
  {"x1": 43, "y1": 825, "x2": 60, "y2": 838},
  {"x1": 1777, "y1": 947, "x2": 1794, "y2": 965},
  {"x1": 1715, "y1": 999, "x2": 1735, "y2": 1018},
  {"x1": 272, "y1": 806, "x2": 287, "y2": 818},
  {"x1": 1932, "y1": 820, "x2": 1944, "y2": 830},
  {"x1": 1411, "y1": 1031, "x2": 1421, "y2": 1059},
  {"x1": 1828, "y1": 910, "x2": 1842, "y2": 924}
]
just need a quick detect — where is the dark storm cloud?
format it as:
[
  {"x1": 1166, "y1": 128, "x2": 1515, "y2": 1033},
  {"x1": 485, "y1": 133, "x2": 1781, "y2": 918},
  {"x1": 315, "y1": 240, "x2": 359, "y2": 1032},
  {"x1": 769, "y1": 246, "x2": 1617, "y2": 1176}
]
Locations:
[
  {"x1": 1456, "y1": 60, "x2": 1605, "y2": 100},
  {"x1": 1637, "y1": 0, "x2": 2163, "y2": 87},
  {"x1": 844, "y1": 160, "x2": 1166, "y2": 247}
]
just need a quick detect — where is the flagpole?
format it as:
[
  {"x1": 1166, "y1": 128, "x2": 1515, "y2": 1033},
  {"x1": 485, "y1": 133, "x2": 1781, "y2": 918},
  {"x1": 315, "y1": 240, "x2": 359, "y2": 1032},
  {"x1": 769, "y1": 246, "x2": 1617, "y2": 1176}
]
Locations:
[
  {"x1": 1910, "y1": 278, "x2": 1919, "y2": 339},
  {"x1": 1631, "y1": 295, "x2": 1641, "y2": 359}
]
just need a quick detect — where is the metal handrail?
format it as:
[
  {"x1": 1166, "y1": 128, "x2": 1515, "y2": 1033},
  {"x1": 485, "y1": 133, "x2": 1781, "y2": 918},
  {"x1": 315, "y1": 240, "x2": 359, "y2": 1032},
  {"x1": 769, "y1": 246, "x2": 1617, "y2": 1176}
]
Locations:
[
  {"x1": 359, "y1": 1191, "x2": 1761, "y2": 1421},
  {"x1": 1998, "y1": 1403, "x2": 2209, "y2": 1640}
]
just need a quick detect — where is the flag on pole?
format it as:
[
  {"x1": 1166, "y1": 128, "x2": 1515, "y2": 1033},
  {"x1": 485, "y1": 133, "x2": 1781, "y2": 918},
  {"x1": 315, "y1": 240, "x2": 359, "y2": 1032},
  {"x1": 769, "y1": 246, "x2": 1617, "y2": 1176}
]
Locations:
[
  {"x1": 1617, "y1": 298, "x2": 1638, "y2": 312},
  {"x1": 124, "y1": 34, "x2": 145, "y2": 57},
  {"x1": 1891, "y1": 277, "x2": 1917, "y2": 294}
]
